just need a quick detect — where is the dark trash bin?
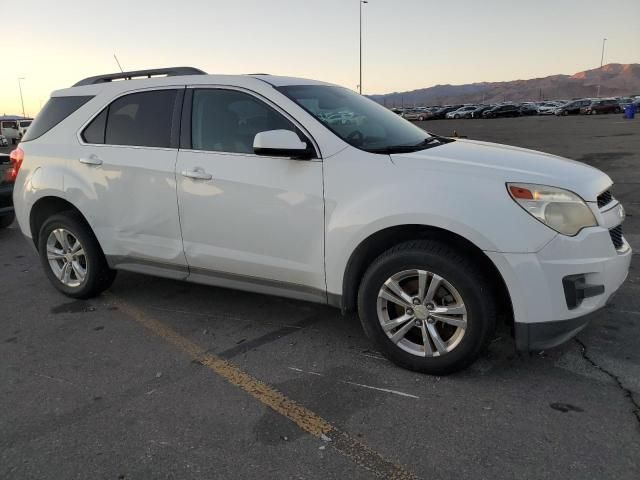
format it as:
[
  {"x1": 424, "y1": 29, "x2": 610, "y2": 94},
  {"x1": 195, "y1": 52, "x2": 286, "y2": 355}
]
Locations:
[{"x1": 623, "y1": 103, "x2": 636, "y2": 119}]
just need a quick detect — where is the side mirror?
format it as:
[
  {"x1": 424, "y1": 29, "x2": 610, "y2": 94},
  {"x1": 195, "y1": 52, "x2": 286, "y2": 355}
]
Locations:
[{"x1": 253, "y1": 130, "x2": 313, "y2": 159}]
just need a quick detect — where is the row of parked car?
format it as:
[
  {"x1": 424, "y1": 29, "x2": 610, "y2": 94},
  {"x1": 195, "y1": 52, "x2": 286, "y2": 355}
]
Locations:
[
  {"x1": 0, "y1": 117, "x2": 33, "y2": 146},
  {"x1": 393, "y1": 96, "x2": 640, "y2": 121}
]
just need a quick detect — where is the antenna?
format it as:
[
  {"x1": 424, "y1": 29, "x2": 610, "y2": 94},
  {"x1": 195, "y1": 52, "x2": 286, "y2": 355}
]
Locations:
[{"x1": 113, "y1": 54, "x2": 124, "y2": 73}]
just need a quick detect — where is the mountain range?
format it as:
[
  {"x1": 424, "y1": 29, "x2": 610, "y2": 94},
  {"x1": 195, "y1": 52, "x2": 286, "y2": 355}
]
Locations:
[{"x1": 368, "y1": 63, "x2": 640, "y2": 107}]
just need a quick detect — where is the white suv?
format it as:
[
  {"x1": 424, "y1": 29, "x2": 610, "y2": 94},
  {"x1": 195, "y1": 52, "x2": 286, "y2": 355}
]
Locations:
[{"x1": 12, "y1": 67, "x2": 631, "y2": 374}]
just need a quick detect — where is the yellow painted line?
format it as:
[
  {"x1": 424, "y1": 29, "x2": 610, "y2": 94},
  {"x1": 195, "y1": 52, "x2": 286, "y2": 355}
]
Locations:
[{"x1": 110, "y1": 296, "x2": 417, "y2": 480}]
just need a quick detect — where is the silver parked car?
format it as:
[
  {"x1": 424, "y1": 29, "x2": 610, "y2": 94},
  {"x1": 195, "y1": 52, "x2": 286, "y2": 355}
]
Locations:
[
  {"x1": 446, "y1": 106, "x2": 478, "y2": 119},
  {"x1": 401, "y1": 109, "x2": 430, "y2": 121}
]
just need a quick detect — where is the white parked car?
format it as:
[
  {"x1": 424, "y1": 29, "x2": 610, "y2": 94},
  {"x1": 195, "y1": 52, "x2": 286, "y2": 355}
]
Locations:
[
  {"x1": 12, "y1": 68, "x2": 631, "y2": 374},
  {"x1": 0, "y1": 134, "x2": 8, "y2": 147},
  {"x1": 0, "y1": 119, "x2": 20, "y2": 145},
  {"x1": 17, "y1": 119, "x2": 32, "y2": 139},
  {"x1": 445, "y1": 106, "x2": 477, "y2": 119},
  {"x1": 537, "y1": 102, "x2": 564, "y2": 115}
]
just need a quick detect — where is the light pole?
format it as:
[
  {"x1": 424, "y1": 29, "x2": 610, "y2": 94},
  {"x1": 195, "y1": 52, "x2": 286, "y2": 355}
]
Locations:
[
  {"x1": 359, "y1": 0, "x2": 368, "y2": 95},
  {"x1": 596, "y1": 38, "x2": 607, "y2": 98},
  {"x1": 17, "y1": 77, "x2": 26, "y2": 118}
]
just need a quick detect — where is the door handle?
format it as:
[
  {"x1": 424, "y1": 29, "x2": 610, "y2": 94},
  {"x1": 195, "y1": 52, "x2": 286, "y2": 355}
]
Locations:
[
  {"x1": 79, "y1": 155, "x2": 103, "y2": 166},
  {"x1": 181, "y1": 167, "x2": 212, "y2": 181}
]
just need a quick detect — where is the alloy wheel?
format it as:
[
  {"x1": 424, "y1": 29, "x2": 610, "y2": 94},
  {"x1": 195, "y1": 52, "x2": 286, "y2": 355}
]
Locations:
[
  {"x1": 376, "y1": 269, "x2": 467, "y2": 357},
  {"x1": 46, "y1": 228, "x2": 87, "y2": 287}
]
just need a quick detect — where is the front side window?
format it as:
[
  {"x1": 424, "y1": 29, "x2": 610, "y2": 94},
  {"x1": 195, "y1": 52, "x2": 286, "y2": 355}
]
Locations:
[
  {"x1": 82, "y1": 90, "x2": 177, "y2": 148},
  {"x1": 277, "y1": 85, "x2": 441, "y2": 154},
  {"x1": 191, "y1": 89, "x2": 297, "y2": 154}
]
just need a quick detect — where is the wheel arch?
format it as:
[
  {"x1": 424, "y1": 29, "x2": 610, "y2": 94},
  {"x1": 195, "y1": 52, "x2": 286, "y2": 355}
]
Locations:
[
  {"x1": 29, "y1": 196, "x2": 92, "y2": 250},
  {"x1": 339, "y1": 224, "x2": 513, "y2": 325}
]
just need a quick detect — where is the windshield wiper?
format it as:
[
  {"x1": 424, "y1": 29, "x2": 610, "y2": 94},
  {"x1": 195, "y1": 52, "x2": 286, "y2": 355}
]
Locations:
[
  {"x1": 368, "y1": 145, "x2": 425, "y2": 154},
  {"x1": 368, "y1": 136, "x2": 450, "y2": 154}
]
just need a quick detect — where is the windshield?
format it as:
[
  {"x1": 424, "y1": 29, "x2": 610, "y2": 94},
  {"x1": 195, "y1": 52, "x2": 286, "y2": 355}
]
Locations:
[
  {"x1": 277, "y1": 85, "x2": 437, "y2": 153},
  {"x1": 19, "y1": 121, "x2": 32, "y2": 127}
]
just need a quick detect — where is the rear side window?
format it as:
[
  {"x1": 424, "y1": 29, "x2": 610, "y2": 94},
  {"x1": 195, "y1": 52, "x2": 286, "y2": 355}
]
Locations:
[
  {"x1": 22, "y1": 96, "x2": 93, "y2": 142},
  {"x1": 83, "y1": 90, "x2": 177, "y2": 148}
]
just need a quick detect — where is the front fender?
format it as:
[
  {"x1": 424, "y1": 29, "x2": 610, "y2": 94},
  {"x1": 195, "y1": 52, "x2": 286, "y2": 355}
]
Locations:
[{"x1": 323, "y1": 147, "x2": 556, "y2": 296}]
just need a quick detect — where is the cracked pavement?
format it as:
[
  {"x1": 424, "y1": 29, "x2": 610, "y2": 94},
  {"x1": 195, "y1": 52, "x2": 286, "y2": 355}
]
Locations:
[{"x1": 1, "y1": 115, "x2": 639, "y2": 479}]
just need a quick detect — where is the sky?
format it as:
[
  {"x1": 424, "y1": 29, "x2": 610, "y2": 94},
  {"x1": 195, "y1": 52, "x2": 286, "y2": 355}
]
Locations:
[{"x1": 1, "y1": 0, "x2": 639, "y2": 117}]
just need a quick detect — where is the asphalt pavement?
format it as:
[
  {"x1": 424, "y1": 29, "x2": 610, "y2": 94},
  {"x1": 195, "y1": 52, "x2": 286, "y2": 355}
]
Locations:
[{"x1": 1, "y1": 114, "x2": 639, "y2": 479}]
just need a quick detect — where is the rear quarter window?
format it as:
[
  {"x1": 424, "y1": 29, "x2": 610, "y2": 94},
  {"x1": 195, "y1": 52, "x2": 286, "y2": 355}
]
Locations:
[{"x1": 22, "y1": 96, "x2": 94, "y2": 141}]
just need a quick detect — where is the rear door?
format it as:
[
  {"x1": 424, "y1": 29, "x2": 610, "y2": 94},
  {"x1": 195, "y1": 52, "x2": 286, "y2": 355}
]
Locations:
[
  {"x1": 175, "y1": 87, "x2": 325, "y2": 301},
  {"x1": 72, "y1": 88, "x2": 187, "y2": 276}
]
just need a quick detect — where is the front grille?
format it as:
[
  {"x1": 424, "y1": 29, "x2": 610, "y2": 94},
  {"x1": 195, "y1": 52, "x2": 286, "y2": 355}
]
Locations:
[
  {"x1": 609, "y1": 225, "x2": 624, "y2": 250},
  {"x1": 597, "y1": 190, "x2": 613, "y2": 208}
]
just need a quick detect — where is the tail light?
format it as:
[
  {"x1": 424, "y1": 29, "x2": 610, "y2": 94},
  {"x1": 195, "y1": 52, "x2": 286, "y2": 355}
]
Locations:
[{"x1": 5, "y1": 147, "x2": 24, "y2": 183}]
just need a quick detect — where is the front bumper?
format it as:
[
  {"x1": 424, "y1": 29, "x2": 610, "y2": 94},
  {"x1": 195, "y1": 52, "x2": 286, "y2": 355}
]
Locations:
[
  {"x1": 486, "y1": 222, "x2": 631, "y2": 352},
  {"x1": 514, "y1": 309, "x2": 600, "y2": 351}
]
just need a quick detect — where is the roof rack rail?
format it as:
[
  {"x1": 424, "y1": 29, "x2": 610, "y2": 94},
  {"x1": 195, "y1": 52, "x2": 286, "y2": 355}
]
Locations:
[{"x1": 72, "y1": 67, "x2": 207, "y2": 87}]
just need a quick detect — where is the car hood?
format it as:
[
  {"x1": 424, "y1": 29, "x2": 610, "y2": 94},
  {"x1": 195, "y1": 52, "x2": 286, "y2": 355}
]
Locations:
[{"x1": 390, "y1": 139, "x2": 611, "y2": 201}]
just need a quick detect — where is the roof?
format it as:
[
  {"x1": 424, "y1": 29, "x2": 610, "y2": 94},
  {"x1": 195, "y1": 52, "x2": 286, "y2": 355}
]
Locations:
[{"x1": 53, "y1": 68, "x2": 334, "y2": 98}]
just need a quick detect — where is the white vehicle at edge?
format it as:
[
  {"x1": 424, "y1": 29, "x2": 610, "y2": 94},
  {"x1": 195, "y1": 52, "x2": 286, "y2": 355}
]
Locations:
[
  {"x1": 0, "y1": 119, "x2": 20, "y2": 145},
  {"x1": 12, "y1": 67, "x2": 631, "y2": 374}
]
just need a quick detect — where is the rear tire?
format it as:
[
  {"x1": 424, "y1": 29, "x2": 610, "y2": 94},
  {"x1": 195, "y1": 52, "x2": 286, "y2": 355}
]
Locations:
[
  {"x1": 0, "y1": 212, "x2": 15, "y2": 229},
  {"x1": 357, "y1": 240, "x2": 496, "y2": 375},
  {"x1": 38, "y1": 212, "x2": 116, "y2": 299}
]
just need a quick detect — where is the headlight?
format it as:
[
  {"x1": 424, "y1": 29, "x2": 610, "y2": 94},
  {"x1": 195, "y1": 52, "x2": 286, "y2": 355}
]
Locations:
[{"x1": 507, "y1": 183, "x2": 597, "y2": 236}]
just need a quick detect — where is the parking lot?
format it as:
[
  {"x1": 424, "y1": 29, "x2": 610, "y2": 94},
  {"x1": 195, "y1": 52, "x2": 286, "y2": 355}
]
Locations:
[{"x1": 1, "y1": 115, "x2": 639, "y2": 479}]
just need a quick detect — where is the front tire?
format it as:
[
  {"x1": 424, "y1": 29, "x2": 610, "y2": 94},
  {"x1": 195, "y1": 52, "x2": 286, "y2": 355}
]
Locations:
[
  {"x1": 38, "y1": 212, "x2": 116, "y2": 299},
  {"x1": 357, "y1": 240, "x2": 496, "y2": 375}
]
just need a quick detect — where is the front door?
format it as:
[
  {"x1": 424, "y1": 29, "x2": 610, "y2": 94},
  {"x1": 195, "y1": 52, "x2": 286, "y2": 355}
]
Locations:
[{"x1": 175, "y1": 87, "x2": 326, "y2": 301}]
